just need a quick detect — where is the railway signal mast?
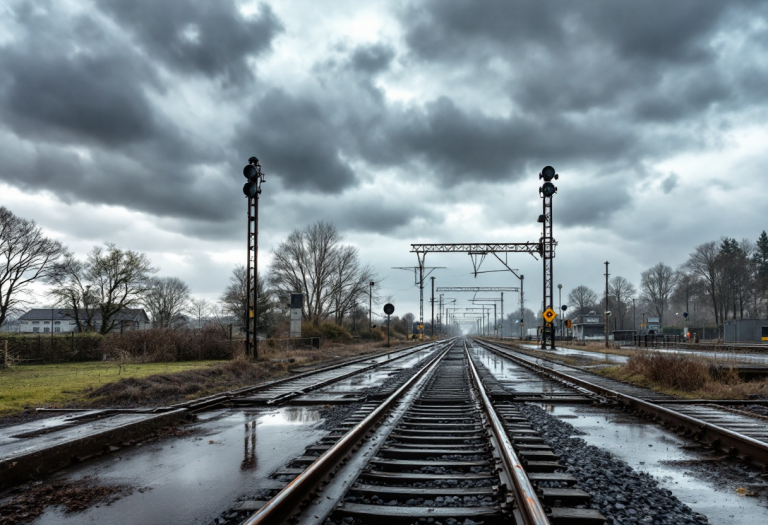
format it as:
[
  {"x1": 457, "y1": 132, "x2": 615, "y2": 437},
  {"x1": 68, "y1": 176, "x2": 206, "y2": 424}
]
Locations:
[
  {"x1": 539, "y1": 166, "x2": 558, "y2": 350},
  {"x1": 242, "y1": 157, "x2": 266, "y2": 360}
]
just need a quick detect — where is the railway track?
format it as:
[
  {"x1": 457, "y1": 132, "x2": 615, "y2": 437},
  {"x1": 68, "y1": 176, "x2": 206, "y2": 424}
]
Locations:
[
  {"x1": 472, "y1": 338, "x2": 768, "y2": 469},
  {"x1": 0, "y1": 340, "x2": 448, "y2": 488},
  {"x1": 236, "y1": 339, "x2": 605, "y2": 525}
]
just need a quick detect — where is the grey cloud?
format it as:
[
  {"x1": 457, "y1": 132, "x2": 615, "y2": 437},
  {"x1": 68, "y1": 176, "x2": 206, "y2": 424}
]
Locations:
[
  {"x1": 236, "y1": 89, "x2": 358, "y2": 194},
  {"x1": 350, "y1": 43, "x2": 396, "y2": 74},
  {"x1": 400, "y1": 1, "x2": 766, "y2": 122},
  {"x1": 100, "y1": 0, "x2": 282, "y2": 85},
  {"x1": 557, "y1": 181, "x2": 633, "y2": 227},
  {"x1": 0, "y1": 1, "x2": 284, "y2": 229},
  {"x1": 661, "y1": 174, "x2": 679, "y2": 194}
]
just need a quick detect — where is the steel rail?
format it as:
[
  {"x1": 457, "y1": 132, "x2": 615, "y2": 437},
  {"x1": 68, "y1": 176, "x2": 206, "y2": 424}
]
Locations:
[
  {"x1": 475, "y1": 338, "x2": 768, "y2": 467},
  {"x1": 464, "y1": 341, "x2": 551, "y2": 525},
  {"x1": 242, "y1": 340, "x2": 455, "y2": 524},
  {"x1": 147, "y1": 341, "x2": 439, "y2": 413}
]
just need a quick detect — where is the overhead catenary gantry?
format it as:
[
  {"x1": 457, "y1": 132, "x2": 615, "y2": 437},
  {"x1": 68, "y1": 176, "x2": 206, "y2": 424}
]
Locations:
[{"x1": 411, "y1": 166, "x2": 560, "y2": 349}]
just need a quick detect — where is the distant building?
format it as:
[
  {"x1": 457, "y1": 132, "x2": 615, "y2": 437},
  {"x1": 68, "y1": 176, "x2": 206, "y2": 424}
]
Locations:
[
  {"x1": 18, "y1": 308, "x2": 151, "y2": 333},
  {"x1": 640, "y1": 316, "x2": 661, "y2": 335},
  {"x1": 723, "y1": 319, "x2": 768, "y2": 343},
  {"x1": 572, "y1": 313, "x2": 609, "y2": 340}
]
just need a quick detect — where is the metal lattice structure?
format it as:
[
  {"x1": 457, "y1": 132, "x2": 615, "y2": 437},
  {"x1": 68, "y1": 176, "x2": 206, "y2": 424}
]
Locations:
[
  {"x1": 539, "y1": 166, "x2": 558, "y2": 349},
  {"x1": 436, "y1": 287, "x2": 519, "y2": 292},
  {"x1": 243, "y1": 157, "x2": 265, "y2": 360}
]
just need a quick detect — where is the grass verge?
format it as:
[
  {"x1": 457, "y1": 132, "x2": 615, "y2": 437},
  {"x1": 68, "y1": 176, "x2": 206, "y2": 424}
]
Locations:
[
  {"x1": 594, "y1": 350, "x2": 768, "y2": 399},
  {"x1": 0, "y1": 340, "x2": 416, "y2": 419}
]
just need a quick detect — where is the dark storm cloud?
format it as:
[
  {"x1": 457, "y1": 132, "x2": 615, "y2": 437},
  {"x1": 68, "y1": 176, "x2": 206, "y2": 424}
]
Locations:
[
  {"x1": 354, "y1": 97, "x2": 637, "y2": 185},
  {"x1": 0, "y1": 10, "x2": 158, "y2": 147},
  {"x1": 0, "y1": 1, "x2": 282, "y2": 227},
  {"x1": 262, "y1": 193, "x2": 439, "y2": 236},
  {"x1": 350, "y1": 43, "x2": 396, "y2": 74},
  {"x1": 236, "y1": 89, "x2": 358, "y2": 194},
  {"x1": 401, "y1": 0, "x2": 766, "y2": 118},
  {"x1": 100, "y1": 0, "x2": 282, "y2": 85},
  {"x1": 557, "y1": 181, "x2": 632, "y2": 227}
]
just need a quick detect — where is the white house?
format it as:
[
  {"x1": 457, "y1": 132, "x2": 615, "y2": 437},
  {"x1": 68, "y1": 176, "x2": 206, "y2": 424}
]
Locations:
[{"x1": 18, "y1": 308, "x2": 151, "y2": 333}]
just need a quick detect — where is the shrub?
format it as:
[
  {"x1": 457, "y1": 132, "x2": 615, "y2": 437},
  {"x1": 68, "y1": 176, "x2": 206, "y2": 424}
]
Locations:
[{"x1": 624, "y1": 351, "x2": 710, "y2": 391}]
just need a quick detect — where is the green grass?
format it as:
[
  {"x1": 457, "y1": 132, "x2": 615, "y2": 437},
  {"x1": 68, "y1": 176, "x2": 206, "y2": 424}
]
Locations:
[{"x1": 0, "y1": 361, "x2": 227, "y2": 416}]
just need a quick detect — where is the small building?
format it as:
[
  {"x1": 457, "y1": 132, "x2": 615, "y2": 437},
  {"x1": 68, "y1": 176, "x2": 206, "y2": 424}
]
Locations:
[
  {"x1": 18, "y1": 308, "x2": 151, "y2": 333},
  {"x1": 572, "y1": 313, "x2": 609, "y2": 340},
  {"x1": 723, "y1": 319, "x2": 768, "y2": 343}
]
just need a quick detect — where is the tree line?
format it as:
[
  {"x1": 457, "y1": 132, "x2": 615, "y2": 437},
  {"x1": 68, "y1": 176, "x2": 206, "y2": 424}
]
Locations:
[
  {"x1": 563, "y1": 233, "x2": 768, "y2": 330},
  {"x1": 1, "y1": 207, "x2": 382, "y2": 337}
]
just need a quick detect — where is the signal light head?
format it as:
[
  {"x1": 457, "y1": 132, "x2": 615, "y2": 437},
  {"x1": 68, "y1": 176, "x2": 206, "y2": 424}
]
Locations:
[
  {"x1": 540, "y1": 165, "x2": 558, "y2": 181},
  {"x1": 540, "y1": 182, "x2": 557, "y2": 197},
  {"x1": 243, "y1": 182, "x2": 259, "y2": 197},
  {"x1": 243, "y1": 164, "x2": 259, "y2": 181}
]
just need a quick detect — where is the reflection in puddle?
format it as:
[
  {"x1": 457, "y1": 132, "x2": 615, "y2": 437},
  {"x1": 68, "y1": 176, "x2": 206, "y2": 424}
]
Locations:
[
  {"x1": 242, "y1": 419, "x2": 257, "y2": 470},
  {"x1": 259, "y1": 406, "x2": 323, "y2": 426}
]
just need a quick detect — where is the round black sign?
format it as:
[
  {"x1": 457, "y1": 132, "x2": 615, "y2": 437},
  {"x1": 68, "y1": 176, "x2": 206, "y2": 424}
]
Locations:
[{"x1": 383, "y1": 303, "x2": 395, "y2": 315}]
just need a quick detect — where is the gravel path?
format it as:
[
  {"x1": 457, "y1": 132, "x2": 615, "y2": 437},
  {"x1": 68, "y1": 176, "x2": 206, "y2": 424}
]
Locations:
[{"x1": 519, "y1": 403, "x2": 709, "y2": 525}]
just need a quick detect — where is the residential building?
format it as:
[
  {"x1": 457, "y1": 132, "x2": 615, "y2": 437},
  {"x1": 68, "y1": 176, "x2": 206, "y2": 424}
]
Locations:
[{"x1": 18, "y1": 308, "x2": 151, "y2": 333}]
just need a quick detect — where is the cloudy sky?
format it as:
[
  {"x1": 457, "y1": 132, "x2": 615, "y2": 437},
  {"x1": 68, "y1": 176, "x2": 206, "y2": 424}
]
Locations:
[{"x1": 1, "y1": 0, "x2": 766, "y2": 325}]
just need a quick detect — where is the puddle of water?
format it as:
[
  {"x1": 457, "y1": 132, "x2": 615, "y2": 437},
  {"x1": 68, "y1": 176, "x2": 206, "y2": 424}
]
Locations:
[
  {"x1": 31, "y1": 407, "x2": 327, "y2": 525},
  {"x1": 545, "y1": 405, "x2": 768, "y2": 525}
]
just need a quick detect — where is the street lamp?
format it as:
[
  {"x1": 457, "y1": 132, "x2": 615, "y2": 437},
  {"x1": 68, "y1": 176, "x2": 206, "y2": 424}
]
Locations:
[{"x1": 243, "y1": 156, "x2": 265, "y2": 360}]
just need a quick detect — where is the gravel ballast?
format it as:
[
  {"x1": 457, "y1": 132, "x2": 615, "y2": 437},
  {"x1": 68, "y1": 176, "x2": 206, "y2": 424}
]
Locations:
[{"x1": 518, "y1": 403, "x2": 708, "y2": 525}]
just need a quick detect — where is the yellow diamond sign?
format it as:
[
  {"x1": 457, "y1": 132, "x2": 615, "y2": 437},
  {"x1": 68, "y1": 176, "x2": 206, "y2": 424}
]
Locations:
[{"x1": 542, "y1": 308, "x2": 557, "y2": 323}]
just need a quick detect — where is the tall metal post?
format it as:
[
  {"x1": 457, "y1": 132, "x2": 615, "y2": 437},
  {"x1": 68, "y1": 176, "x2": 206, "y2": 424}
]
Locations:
[
  {"x1": 419, "y1": 264, "x2": 424, "y2": 340},
  {"x1": 439, "y1": 294, "x2": 444, "y2": 336},
  {"x1": 430, "y1": 276, "x2": 435, "y2": 339},
  {"x1": 500, "y1": 292, "x2": 504, "y2": 339},
  {"x1": 558, "y1": 284, "x2": 562, "y2": 341},
  {"x1": 539, "y1": 167, "x2": 558, "y2": 350},
  {"x1": 605, "y1": 261, "x2": 610, "y2": 348},
  {"x1": 243, "y1": 157, "x2": 264, "y2": 361},
  {"x1": 369, "y1": 281, "x2": 374, "y2": 332},
  {"x1": 520, "y1": 275, "x2": 524, "y2": 340}
]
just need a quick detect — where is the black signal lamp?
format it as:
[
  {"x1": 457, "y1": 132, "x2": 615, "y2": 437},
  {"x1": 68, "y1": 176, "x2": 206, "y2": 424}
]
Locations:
[
  {"x1": 540, "y1": 165, "x2": 558, "y2": 182},
  {"x1": 243, "y1": 182, "x2": 259, "y2": 197},
  {"x1": 540, "y1": 182, "x2": 557, "y2": 197},
  {"x1": 243, "y1": 164, "x2": 258, "y2": 181},
  {"x1": 537, "y1": 214, "x2": 546, "y2": 223}
]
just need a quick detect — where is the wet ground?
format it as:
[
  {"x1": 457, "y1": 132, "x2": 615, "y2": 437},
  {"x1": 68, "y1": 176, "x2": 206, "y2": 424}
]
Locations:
[
  {"x1": 520, "y1": 343, "x2": 768, "y2": 367},
  {"x1": 545, "y1": 404, "x2": 768, "y2": 524},
  {"x1": 23, "y1": 407, "x2": 327, "y2": 525},
  {"x1": 317, "y1": 350, "x2": 434, "y2": 393}
]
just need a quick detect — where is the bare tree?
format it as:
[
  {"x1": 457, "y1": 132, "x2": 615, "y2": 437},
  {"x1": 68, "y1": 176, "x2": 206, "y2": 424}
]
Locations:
[
  {"x1": 269, "y1": 221, "x2": 375, "y2": 325},
  {"x1": 0, "y1": 207, "x2": 68, "y2": 328},
  {"x1": 640, "y1": 262, "x2": 678, "y2": 325},
  {"x1": 684, "y1": 241, "x2": 722, "y2": 324},
  {"x1": 609, "y1": 276, "x2": 636, "y2": 330},
  {"x1": 188, "y1": 297, "x2": 213, "y2": 328},
  {"x1": 48, "y1": 243, "x2": 156, "y2": 334},
  {"x1": 567, "y1": 285, "x2": 598, "y2": 317},
  {"x1": 220, "y1": 265, "x2": 270, "y2": 333},
  {"x1": 143, "y1": 276, "x2": 191, "y2": 328}
]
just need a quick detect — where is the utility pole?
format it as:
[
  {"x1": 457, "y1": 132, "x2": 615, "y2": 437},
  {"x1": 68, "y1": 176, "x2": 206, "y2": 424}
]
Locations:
[
  {"x1": 430, "y1": 276, "x2": 435, "y2": 340},
  {"x1": 500, "y1": 292, "x2": 504, "y2": 339},
  {"x1": 439, "y1": 294, "x2": 444, "y2": 336},
  {"x1": 605, "y1": 261, "x2": 610, "y2": 348},
  {"x1": 520, "y1": 275, "x2": 524, "y2": 340}
]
